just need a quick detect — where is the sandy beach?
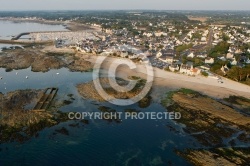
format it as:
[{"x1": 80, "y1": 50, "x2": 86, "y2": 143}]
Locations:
[{"x1": 82, "y1": 54, "x2": 250, "y2": 100}]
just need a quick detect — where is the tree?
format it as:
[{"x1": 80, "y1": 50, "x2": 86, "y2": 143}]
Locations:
[
  {"x1": 176, "y1": 44, "x2": 193, "y2": 53},
  {"x1": 192, "y1": 32, "x2": 202, "y2": 39},
  {"x1": 194, "y1": 58, "x2": 201, "y2": 64},
  {"x1": 194, "y1": 58, "x2": 203, "y2": 66},
  {"x1": 227, "y1": 62, "x2": 232, "y2": 69},
  {"x1": 211, "y1": 63, "x2": 222, "y2": 73},
  {"x1": 201, "y1": 71, "x2": 209, "y2": 77},
  {"x1": 222, "y1": 33, "x2": 230, "y2": 41},
  {"x1": 227, "y1": 66, "x2": 240, "y2": 81},
  {"x1": 239, "y1": 43, "x2": 250, "y2": 52},
  {"x1": 209, "y1": 41, "x2": 230, "y2": 58},
  {"x1": 227, "y1": 66, "x2": 250, "y2": 82},
  {"x1": 182, "y1": 56, "x2": 187, "y2": 64}
]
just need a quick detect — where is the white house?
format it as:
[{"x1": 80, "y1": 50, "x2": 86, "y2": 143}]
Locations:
[
  {"x1": 228, "y1": 47, "x2": 234, "y2": 53},
  {"x1": 226, "y1": 53, "x2": 234, "y2": 59},
  {"x1": 159, "y1": 56, "x2": 174, "y2": 64},
  {"x1": 180, "y1": 63, "x2": 193, "y2": 75},
  {"x1": 100, "y1": 51, "x2": 113, "y2": 56},
  {"x1": 214, "y1": 34, "x2": 219, "y2": 40},
  {"x1": 149, "y1": 43, "x2": 153, "y2": 49},
  {"x1": 221, "y1": 65, "x2": 229, "y2": 75},
  {"x1": 200, "y1": 65, "x2": 211, "y2": 70},
  {"x1": 155, "y1": 32, "x2": 163, "y2": 37},
  {"x1": 187, "y1": 52, "x2": 195, "y2": 58},
  {"x1": 128, "y1": 54, "x2": 139, "y2": 59},
  {"x1": 176, "y1": 40, "x2": 182, "y2": 45},
  {"x1": 212, "y1": 40, "x2": 219, "y2": 45},
  {"x1": 231, "y1": 58, "x2": 238, "y2": 65},
  {"x1": 179, "y1": 63, "x2": 201, "y2": 76},
  {"x1": 205, "y1": 57, "x2": 214, "y2": 64},
  {"x1": 235, "y1": 49, "x2": 242, "y2": 54},
  {"x1": 197, "y1": 54, "x2": 207, "y2": 59},
  {"x1": 169, "y1": 64, "x2": 179, "y2": 72},
  {"x1": 120, "y1": 51, "x2": 128, "y2": 58},
  {"x1": 201, "y1": 37, "x2": 207, "y2": 42},
  {"x1": 156, "y1": 51, "x2": 162, "y2": 58},
  {"x1": 143, "y1": 32, "x2": 153, "y2": 37},
  {"x1": 218, "y1": 56, "x2": 227, "y2": 61},
  {"x1": 165, "y1": 56, "x2": 174, "y2": 64},
  {"x1": 246, "y1": 58, "x2": 250, "y2": 64}
]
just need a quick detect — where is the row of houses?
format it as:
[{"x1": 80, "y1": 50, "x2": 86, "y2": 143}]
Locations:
[{"x1": 169, "y1": 62, "x2": 201, "y2": 76}]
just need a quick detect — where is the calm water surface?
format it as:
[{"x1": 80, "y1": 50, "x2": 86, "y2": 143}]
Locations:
[
  {"x1": 0, "y1": 67, "x2": 199, "y2": 165},
  {"x1": 0, "y1": 20, "x2": 67, "y2": 51}
]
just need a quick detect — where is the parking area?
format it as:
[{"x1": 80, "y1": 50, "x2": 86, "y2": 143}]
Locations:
[{"x1": 150, "y1": 57, "x2": 169, "y2": 69}]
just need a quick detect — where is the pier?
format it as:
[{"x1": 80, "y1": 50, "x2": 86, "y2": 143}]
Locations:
[
  {"x1": 1, "y1": 30, "x2": 97, "y2": 45},
  {"x1": 33, "y1": 88, "x2": 58, "y2": 110},
  {"x1": 11, "y1": 32, "x2": 30, "y2": 40},
  {"x1": 11, "y1": 31, "x2": 68, "y2": 40},
  {"x1": 0, "y1": 39, "x2": 53, "y2": 44}
]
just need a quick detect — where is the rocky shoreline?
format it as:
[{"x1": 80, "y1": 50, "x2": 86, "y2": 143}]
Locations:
[
  {"x1": 0, "y1": 89, "x2": 83, "y2": 144},
  {"x1": 161, "y1": 88, "x2": 250, "y2": 165},
  {"x1": 178, "y1": 148, "x2": 250, "y2": 166},
  {"x1": 76, "y1": 77, "x2": 152, "y2": 107},
  {"x1": 0, "y1": 47, "x2": 93, "y2": 72}
]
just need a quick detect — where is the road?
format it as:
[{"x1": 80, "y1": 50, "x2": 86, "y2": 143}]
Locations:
[{"x1": 207, "y1": 28, "x2": 213, "y2": 48}]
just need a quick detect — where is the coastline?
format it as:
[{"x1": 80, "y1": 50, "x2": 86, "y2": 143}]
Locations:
[
  {"x1": 81, "y1": 54, "x2": 250, "y2": 100},
  {"x1": 0, "y1": 15, "x2": 248, "y2": 100},
  {"x1": 0, "y1": 17, "x2": 65, "y2": 26},
  {"x1": 0, "y1": 17, "x2": 100, "y2": 32},
  {"x1": 1, "y1": 42, "x2": 248, "y2": 100}
]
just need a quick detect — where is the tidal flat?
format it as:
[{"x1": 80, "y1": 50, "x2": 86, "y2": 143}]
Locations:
[{"x1": 161, "y1": 88, "x2": 250, "y2": 165}]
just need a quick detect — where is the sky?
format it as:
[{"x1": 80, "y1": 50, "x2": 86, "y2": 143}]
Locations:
[{"x1": 0, "y1": 0, "x2": 249, "y2": 11}]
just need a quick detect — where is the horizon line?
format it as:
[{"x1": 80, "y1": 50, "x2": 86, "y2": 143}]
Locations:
[{"x1": 0, "y1": 9, "x2": 250, "y2": 12}]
